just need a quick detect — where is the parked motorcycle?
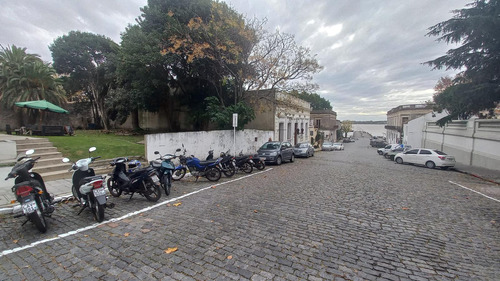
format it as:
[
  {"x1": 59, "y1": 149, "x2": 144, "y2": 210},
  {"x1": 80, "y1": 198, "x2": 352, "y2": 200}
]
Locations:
[
  {"x1": 250, "y1": 153, "x2": 266, "y2": 170},
  {"x1": 172, "y1": 146, "x2": 187, "y2": 181},
  {"x1": 5, "y1": 149, "x2": 54, "y2": 233},
  {"x1": 150, "y1": 149, "x2": 180, "y2": 196},
  {"x1": 217, "y1": 150, "x2": 236, "y2": 177},
  {"x1": 234, "y1": 151, "x2": 254, "y2": 173},
  {"x1": 62, "y1": 147, "x2": 111, "y2": 222},
  {"x1": 176, "y1": 146, "x2": 221, "y2": 181},
  {"x1": 107, "y1": 157, "x2": 162, "y2": 202}
]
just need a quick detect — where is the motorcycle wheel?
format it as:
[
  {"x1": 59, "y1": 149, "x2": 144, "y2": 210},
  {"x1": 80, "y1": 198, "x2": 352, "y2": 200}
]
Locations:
[
  {"x1": 223, "y1": 165, "x2": 236, "y2": 177},
  {"x1": 205, "y1": 167, "x2": 221, "y2": 181},
  {"x1": 91, "y1": 199, "x2": 105, "y2": 222},
  {"x1": 30, "y1": 197, "x2": 47, "y2": 233},
  {"x1": 162, "y1": 174, "x2": 171, "y2": 196},
  {"x1": 144, "y1": 180, "x2": 161, "y2": 202},
  {"x1": 242, "y1": 162, "x2": 253, "y2": 173},
  {"x1": 107, "y1": 178, "x2": 122, "y2": 197},
  {"x1": 255, "y1": 160, "x2": 265, "y2": 170},
  {"x1": 172, "y1": 168, "x2": 187, "y2": 181}
]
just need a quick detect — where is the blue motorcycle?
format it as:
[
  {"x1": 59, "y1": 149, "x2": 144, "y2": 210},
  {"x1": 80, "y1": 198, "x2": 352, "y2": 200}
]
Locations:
[
  {"x1": 150, "y1": 149, "x2": 180, "y2": 196},
  {"x1": 171, "y1": 145, "x2": 221, "y2": 182}
]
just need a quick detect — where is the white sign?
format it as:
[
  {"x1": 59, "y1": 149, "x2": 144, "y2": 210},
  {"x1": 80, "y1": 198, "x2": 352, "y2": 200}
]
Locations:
[{"x1": 233, "y1": 113, "x2": 238, "y2": 127}]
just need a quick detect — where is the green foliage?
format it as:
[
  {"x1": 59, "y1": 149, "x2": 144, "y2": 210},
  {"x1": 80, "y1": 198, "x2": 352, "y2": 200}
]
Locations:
[
  {"x1": 0, "y1": 45, "x2": 65, "y2": 109},
  {"x1": 340, "y1": 120, "x2": 352, "y2": 137},
  {"x1": 50, "y1": 31, "x2": 120, "y2": 130},
  {"x1": 426, "y1": 0, "x2": 500, "y2": 124},
  {"x1": 204, "y1": 96, "x2": 255, "y2": 130},
  {"x1": 289, "y1": 90, "x2": 332, "y2": 110}
]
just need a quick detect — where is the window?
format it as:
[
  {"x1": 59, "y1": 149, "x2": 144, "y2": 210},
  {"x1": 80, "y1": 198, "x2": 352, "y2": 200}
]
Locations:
[
  {"x1": 406, "y1": 149, "x2": 419, "y2": 154},
  {"x1": 419, "y1": 150, "x2": 432, "y2": 155}
]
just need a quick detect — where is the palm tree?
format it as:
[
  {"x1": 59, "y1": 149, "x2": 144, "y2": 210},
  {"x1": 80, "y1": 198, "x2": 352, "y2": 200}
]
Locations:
[{"x1": 0, "y1": 45, "x2": 66, "y2": 108}]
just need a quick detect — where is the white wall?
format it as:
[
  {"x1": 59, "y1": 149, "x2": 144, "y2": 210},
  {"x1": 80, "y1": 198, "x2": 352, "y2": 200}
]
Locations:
[
  {"x1": 405, "y1": 112, "x2": 448, "y2": 147},
  {"x1": 419, "y1": 118, "x2": 500, "y2": 171},
  {"x1": 145, "y1": 129, "x2": 273, "y2": 162}
]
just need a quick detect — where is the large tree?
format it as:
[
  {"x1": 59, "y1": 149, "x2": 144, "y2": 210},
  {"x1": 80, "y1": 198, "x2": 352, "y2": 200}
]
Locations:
[
  {"x1": 290, "y1": 90, "x2": 332, "y2": 110},
  {"x1": 425, "y1": 0, "x2": 500, "y2": 125},
  {"x1": 0, "y1": 45, "x2": 65, "y2": 109},
  {"x1": 50, "y1": 31, "x2": 119, "y2": 130}
]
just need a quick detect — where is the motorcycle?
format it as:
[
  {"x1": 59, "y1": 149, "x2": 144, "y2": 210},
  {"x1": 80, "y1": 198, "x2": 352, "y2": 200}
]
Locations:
[
  {"x1": 172, "y1": 146, "x2": 188, "y2": 181},
  {"x1": 150, "y1": 149, "x2": 180, "y2": 196},
  {"x1": 216, "y1": 150, "x2": 236, "y2": 177},
  {"x1": 234, "y1": 151, "x2": 254, "y2": 174},
  {"x1": 250, "y1": 153, "x2": 266, "y2": 171},
  {"x1": 107, "y1": 157, "x2": 162, "y2": 202},
  {"x1": 62, "y1": 147, "x2": 112, "y2": 222},
  {"x1": 5, "y1": 149, "x2": 54, "y2": 233},
  {"x1": 175, "y1": 146, "x2": 221, "y2": 181}
]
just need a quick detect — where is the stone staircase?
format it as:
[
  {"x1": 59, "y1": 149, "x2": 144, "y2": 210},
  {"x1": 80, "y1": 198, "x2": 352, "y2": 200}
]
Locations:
[{"x1": 15, "y1": 138, "x2": 112, "y2": 182}]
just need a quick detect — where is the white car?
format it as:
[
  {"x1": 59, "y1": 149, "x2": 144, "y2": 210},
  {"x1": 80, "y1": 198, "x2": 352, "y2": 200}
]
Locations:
[
  {"x1": 377, "y1": 143, "x2": 401, "y2": 155},
  {"x1": 332, "y1": 143, "x2": 344, "y2": 150},
  {"x1": 394, "y1": 148, "x2": 456, "y2": 169}
]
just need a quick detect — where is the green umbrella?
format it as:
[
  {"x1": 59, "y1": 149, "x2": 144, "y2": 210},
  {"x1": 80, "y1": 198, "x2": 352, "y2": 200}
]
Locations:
[{"x1": 15, "y1": 100, "x2": 69, "y2": 114}]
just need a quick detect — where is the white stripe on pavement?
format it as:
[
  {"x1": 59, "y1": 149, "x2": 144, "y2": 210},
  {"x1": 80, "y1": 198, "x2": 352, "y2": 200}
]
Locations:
[
  {"x1": 0, "y1": 168, "x2": 272, "y2": 258},
  {"x1": 449, "y1": 180, "x2": 500, "y2": 203}
]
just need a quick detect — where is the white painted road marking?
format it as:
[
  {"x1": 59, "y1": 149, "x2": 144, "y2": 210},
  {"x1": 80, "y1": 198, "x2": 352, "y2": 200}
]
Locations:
[
  {"x1": 0, "y1": 168, "x2": 272, "y2": 258},
  {"x1": 449, "y1": 180, "x2": 500, "y2": 203}
]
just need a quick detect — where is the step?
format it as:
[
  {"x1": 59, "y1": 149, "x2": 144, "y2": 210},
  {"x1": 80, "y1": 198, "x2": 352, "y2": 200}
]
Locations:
[
  {"x1": 33, "y1": 162, "x2": 73, "y2": 174},
  {"x1": 37, "y1": 157, "x2": 68, "y2": 166},
  {"x1": 17, "y1": 141, "x2": 53, "y2": 150},
  {"x1": 14, "y1": 138, "x2": 50, "y2": 145},
  {"x1": 41, "y1": 166, "x2": 113, "y2": 182},
  {"x1": 17, "y1": 146, "x2": 58, "y2": 155}
]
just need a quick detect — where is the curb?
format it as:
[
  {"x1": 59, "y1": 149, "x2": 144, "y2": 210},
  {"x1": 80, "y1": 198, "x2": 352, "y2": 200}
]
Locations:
[
  {"x1": 454, "y1": 168, "x2": 500, "y2": 185},
  {"x1": 0, "y1": 193, "x2": 73, "y2": 215}
]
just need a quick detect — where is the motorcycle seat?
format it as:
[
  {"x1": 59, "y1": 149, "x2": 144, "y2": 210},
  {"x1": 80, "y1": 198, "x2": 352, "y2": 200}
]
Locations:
[
  {"x1": 199, "y1": 160, "x2": 217, "y2": 165},
  {"x1": 79, "y1": 175, "x2": 104, "y2": 186}
]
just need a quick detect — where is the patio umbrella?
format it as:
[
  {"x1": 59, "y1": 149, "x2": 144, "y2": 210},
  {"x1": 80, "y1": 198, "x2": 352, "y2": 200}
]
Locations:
[{"x1": 15, "y1": 100, "x2": 69, "y2": 114}]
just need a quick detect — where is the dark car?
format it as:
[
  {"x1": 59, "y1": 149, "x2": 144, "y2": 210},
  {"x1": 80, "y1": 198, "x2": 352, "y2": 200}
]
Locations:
[
  {"x1": 257, "y1": 141, "x2": 295, "y2": 165},
  {"x1": 294, "y1": 142, "x2": 314, "y2": 158}
]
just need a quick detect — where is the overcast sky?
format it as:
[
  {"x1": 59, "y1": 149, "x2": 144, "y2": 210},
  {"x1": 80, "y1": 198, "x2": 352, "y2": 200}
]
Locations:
[{"x1": 0, "y1": 0, "x2": 471, "y2": 121}]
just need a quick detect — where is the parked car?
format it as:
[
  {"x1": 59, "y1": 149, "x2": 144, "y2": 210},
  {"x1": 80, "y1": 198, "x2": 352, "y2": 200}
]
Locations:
[
  {"x1": 294, "y1": 142, "x2": 315, "y2": 158},
  {"x1": 321, "y1": 141, "x2": 334, "y2": 151},
  {"x1": 377, "y1": 144, "x2": 401, "y2": 155},
  {"x1": 394, "y1": 148, "x2": 456, "y2": 169},
  {"x1": 257, "y1": 141, "x2": 295, "y2": 165},
  {"x1": 332, "y1": 143, "x2": 344, "y2": 151},
  {"x1": 384, "y1": 145, "x2": 412, "y2": 160}
]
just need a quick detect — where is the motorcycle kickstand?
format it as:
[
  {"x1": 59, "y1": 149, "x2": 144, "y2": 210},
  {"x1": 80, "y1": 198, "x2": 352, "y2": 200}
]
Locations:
[
  {"x1": 77, "y1": 205, "x2": 87, "y2": 215},
  {"x1": 128, "y1": 192, "x2": 134, "y2": 201},
  {"x1": 21, "y1": 219, "x2": 30, "y2": 226}
]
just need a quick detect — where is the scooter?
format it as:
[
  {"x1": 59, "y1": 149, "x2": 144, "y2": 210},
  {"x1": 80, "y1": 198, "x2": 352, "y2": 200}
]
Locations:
[
  {"x1": 5, "y1": 149, "x2": 54, "y2": 233},
  {"x1": 107, "y1": 157, "x2": 162, "y2": 202},
  {"x1": 62, "y1": 147, "x2": 112, "y2": 222},
  {"x1": 150, "y1": 149, "x2": 180, "y2": 196}
]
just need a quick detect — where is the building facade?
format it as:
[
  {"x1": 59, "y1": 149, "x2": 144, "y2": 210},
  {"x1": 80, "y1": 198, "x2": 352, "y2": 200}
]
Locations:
[
  {"x1": 244, "y1": 90, "x2": 311, "y2": 145},
  {"x1": 310, "y1": 110, "x2": 338, "y2": 143},
  {"x1": 385, "y1": 104, "x2": 434, "y2": 144}
]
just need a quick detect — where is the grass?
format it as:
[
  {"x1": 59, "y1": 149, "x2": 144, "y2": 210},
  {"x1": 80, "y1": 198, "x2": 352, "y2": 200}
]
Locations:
[{"x1": 37, "y1": 130, "x2": 145, "y2": 161}]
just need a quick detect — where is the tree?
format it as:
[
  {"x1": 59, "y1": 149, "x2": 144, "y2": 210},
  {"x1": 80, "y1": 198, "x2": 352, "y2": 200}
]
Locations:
[
  {"x1": 245, "y1": 29, "x2": 323, "y2": 93},
  {"x1": 340, "y1": 120, "x2": 352, "y2": 138},
  {"x1": 0, "y1": 45, "x2": 65, "y2": 109},
  {"x1": 425, "y1": 0, "x2": 500, "y2": 125},
  {"x1": 290, "y1": 90, "x2": 332, "y2": 110},
  {"x1": 50, "y1": 31, "x2": 119, "y2": 130}
]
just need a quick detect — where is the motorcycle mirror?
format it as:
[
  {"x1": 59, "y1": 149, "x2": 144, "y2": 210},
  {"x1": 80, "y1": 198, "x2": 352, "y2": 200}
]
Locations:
[
  {"x1": 176, "y1": 148, "x2": 181, "y2": 152},
  {"x1": 62, "y1": 158, "x2": 70, "y2": 163},
  {"x1": 25, "y1": 149, "x2": 35, "y2": 155},
  {"x1": 89, "y1": 147, "x2": 96, "y2": 153},
  {"x1": 154, "y1": 151, "x2": 160, "y2": 154}
]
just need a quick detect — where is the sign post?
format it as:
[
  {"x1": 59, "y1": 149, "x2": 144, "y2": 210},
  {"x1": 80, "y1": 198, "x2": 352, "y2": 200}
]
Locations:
[{"x1": 232, "y1": 113, "x2": 238, "y2": 155}]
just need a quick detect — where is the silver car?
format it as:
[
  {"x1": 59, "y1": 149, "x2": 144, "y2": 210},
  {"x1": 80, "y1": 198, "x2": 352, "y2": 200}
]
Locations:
[
  {"x1": 294, "y1": 142, "x2": 314, "y2": 158},
  {"x1": 321, "y1": 141, "x2": 334, "y2": 151}
]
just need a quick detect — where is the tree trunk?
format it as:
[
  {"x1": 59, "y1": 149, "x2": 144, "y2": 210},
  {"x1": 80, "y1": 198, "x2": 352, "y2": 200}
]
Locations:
[{"x1": 131, "y1": 109, "x2": 140, "y2": 130}]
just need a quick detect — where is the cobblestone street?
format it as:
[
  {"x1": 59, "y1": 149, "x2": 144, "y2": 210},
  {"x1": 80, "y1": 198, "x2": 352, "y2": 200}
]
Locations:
[{"x1": 1, "y1": 136, "x2": 499, "y2": 280}]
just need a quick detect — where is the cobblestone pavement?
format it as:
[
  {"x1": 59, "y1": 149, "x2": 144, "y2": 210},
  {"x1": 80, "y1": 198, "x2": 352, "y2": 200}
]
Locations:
[{"x1": 0, "y1": 137, "x2": 499, "y2": 280}]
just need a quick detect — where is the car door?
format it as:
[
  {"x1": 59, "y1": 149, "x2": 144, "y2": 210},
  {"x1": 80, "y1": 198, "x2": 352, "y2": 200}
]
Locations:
[
  {"x1": 403, "y1": 149, "x2": 419, "y2": 164},
  {"x1": 282, "y1": 142, "x2": 292, "y2": 160},
  {"x1": 416, "y1": 149, "x2": 433, "y2": 165}
]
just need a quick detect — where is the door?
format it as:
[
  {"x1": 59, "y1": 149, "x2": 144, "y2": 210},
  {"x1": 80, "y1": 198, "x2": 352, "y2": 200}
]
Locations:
[{"x1": 416, "y1": 149, "x2": 432, "y2": 165}]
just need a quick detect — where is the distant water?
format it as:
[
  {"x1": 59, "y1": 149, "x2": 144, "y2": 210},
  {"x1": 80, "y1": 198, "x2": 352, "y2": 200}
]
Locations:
[{"x1": 352, "y1": 124, "x2": 386, "y2": 137}]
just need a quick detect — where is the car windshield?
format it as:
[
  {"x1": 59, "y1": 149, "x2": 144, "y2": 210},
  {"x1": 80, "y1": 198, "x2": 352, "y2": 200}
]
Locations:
[
  {"x1": 295, "y1": 143, "x2": 308, "y2": 148},
  {"x1": 323, "y1": 142, "x2": 333, "y2": 145},
  {"x1": 333, "y1": 143, "x2": 341, "y2": 145},
  {"x1": 260, "y1": 142, "x2": 280, "y2": 150},
  {"x1": 434, "y1": 150, "x2": 447, "y2": 155}
]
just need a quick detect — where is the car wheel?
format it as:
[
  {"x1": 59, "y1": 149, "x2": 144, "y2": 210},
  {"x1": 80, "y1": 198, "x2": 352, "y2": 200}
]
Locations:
[
  {"x1": 395, "y1": 157, "x2": 403, "y2": 164},
  {"x1": 425, "y1": 161, "x2": 436, "y2": 169},
  {"x1": 275, "y1": 156, "x2": 282, "y2": 165},
  {"x1": 378, "y1": 151, "x2": 383, "y2": 155}
]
